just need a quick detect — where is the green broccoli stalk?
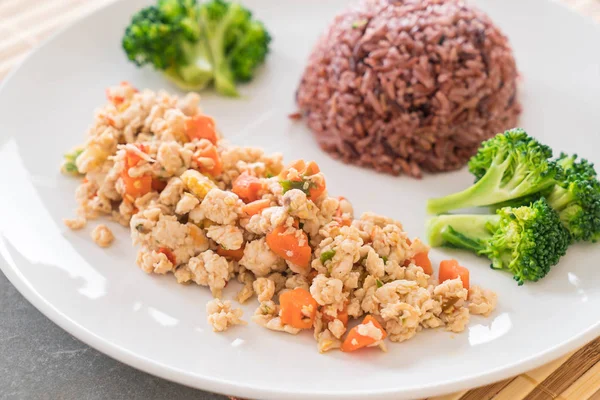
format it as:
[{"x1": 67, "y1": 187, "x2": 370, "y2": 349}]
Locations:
[
  {"x1": 426, "y1": 199, "x2": 571, "y2": 285},
  {"x1": 122, "y1": 0, "x2": 271, "y2": 96},
  {"x1": 426, "y1": 129, "x2": 561, "y2": 215},
  {"x1": 546, "y1": 153, "x2": 600, "y2": 242}
]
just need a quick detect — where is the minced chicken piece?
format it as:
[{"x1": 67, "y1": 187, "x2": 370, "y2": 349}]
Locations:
[
  {"x1": 240, "y1": 238, "x2": 285, "y2": 277},
  {"x1": 91, "y1": 224, "x2": 114, "y2": 248},
  {"x1": 244, "y1": 206, "x2": 289, "y2": 235},
  {"x1": 184, "y1": 250, "x2": 231, "y2": 297},
  {"x1": 380, "y1": 302, "x2": 420, "y2": 342},
  {"x1": 137, "y1": 249, "x2": 174, "y2": 274},
  {"x1": 175, "y1": 192, "x2": 200, "y2": 215},
  {"x1": 442, "y1": 307, "x2": 470, "y2": 333},
  {"x1": 468, "y1": 286, "x2": 498, "y2": 317},
  {"x1": 199, "y1": 188, "x2": 241, "y2": 225},
  {"x1": 206, "y1": 224, "x2": 244, "y2": 250},
  {"x1": 283, "y1": 189, "x2": 318, "y2": 220},
  {"x1": 206, "y1": 299, "x2": 246, "y2": 332},
  {"x1": 316, "y1": 329, "x2": 342, "y2": 353},
  {"x1": 63, "y1": 217, "x2": 86, "y2": 230},
  {"x1": 310, "y1": 274, "x2": 346, "y2": 307},
  {"x1": 253, "y1": 277, "x2": 275, "y2": 302},
  {"x1": 285, "y1": 274, "x2": 310, "y2": 291},
  {"x1": 328, "y1": 319, "x2": 346, "y2": 339}
]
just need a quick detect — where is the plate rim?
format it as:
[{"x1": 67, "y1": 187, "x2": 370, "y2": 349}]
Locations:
[{"x1": 0, "y1": 0, "x2": 599, "y2": 399}]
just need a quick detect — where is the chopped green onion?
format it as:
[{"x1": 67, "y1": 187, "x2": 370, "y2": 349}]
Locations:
[
  {"x1": 61, "y1": 148, "x2": 84, "y2": 176},
  {"x1": 279, "y1": 178, "x2": 316, "y2": 197},
  {"x1": 382, "y1": 256, "x2": 388, "y2": 263},
  {"x1": 320, "y1": 249, "x2": 336, "y2": 263},
  {"x1": 376, "y1": 279, "x2": 383, "y2": 288}
]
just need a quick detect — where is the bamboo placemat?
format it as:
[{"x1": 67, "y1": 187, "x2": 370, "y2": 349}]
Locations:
[{"x1": 1, "y1": 0, "x2": 598, "y2": 399}]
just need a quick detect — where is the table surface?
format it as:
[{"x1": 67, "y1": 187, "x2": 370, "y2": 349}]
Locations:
[{"x1": 0, "y1": 1, "x2": 599, "y2": 400}]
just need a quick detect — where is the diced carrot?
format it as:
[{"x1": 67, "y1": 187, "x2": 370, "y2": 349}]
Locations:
[
  {"x1": 151, "y1": 178, "x2": 168, "y2": 192},
  {"x1": 241, "y1": 198, "x2": 270, "y2": 216},
  {"x1": 216, "y1": 245, "x2": 245, "y2": 262},
  {"x1": 280, "y1": 160, "x2": 307, "y2": 178},
  {"x1": 308, "y1": 178, "x2": 326, "y2": 200},
  {"x1": 124, "y1": 144, "x2": 148, "y2": 169},
  {"x1": 194, "y1": 143, "x2": 222, "y2": 177},
  {"x1": 413, "y1": 251, "x2": 433, "y2": 275},
  {"x1": 266, "y1": 226, "x2": 312, "y2": 270},
  {"x1": 232, "y1": 172, "x2": 263, "y2": 203},
  {"x1": 157, "y1": 247, "x2": 177, "y2": 265},
  {"x1": 341, "y1": 315, "x2": 387, "y2": 352},
  {"x1": 121, "y1": 146, "x2": 152, "y2": 197},
  {"x1": 279, "y1": 288, "x2": 317, "y2": 329},
  {"x1": 185, "y1": 115, "x2": 217, "y2": 144},
  {"x1": 439, "y1": 259, "x2": 470, "y2": 289},
  {"x1": 322, "y1": 303, "x2": 349, "y2": 326},
  {"x1": 304, "y1": 160, "x2": 320, "y2": 175},
  {"x1": 121, "y1": 170, "x2": 152, "y2": 197}
]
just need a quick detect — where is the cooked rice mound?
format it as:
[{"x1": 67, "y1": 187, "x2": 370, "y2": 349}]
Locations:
[{"x1": 295, "y1": 0, "x2": 521, "y2": 177}]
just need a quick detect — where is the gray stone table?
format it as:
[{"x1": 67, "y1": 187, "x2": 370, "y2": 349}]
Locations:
[{"x1": 0, "y1": 270, "x2": 228, "y2": 400}]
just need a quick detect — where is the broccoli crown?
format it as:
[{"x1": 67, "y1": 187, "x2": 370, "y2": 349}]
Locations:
[
  {"x1": 122, "y1": 0, "x2": 199, "y2": 70},
  {"x1": 427, "y1": 128, "x2": 561, "y2": 214},
  {"x1": 547, "y1": 153, "x2": 600, "y2": 242},
  {"x1": 482, "y1": 199, "x2": 571, "y2": 284},
  {"x1": 556, "y1": 152, "x2": 597, "y2": 178},
  {"x1": 122, "y1": 0, "x2": 271, "y2": 95},
  {"x1": 468, "y1": 128, "x2": 556, "y2": 182},
  {"x1": 426, "y1": 199, "x2": 571, "y2": 285}
]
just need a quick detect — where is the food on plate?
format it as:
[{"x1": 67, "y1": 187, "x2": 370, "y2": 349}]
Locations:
[
  {"x1": 206, "y1": 298, "x2": 246, "y2": 332},
  {"x1": 91, "y1": 224, "x2": 115, "y2": 248},
  {"x1": 426, "y1": 128, "x2": 561, "y2": 215},
  {"x1": 295, "y1": 0, "x2": 520, "y2": 178},
  {"x1": 546, "y1": 154, "x2": 600, "y2": 242},
  {"x1": 122, "y1": 0, "x2": 271, "y2": 96},
  {"x1": 426, "y1": 128, "x2": 600, "y2": 284},
  {"x1": 427, "y1": 199, "x2": 570, "y2": 285},
  {"x1": 63, "y1": 217, "x2": 87, "y2": 231},
  {"x1": 62, "y1": 82, "x2": 497, "y2": 352}
]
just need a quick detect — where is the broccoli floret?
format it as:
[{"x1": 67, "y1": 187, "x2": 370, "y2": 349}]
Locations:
[
  {"x1": 426, "y1": 129, "x2": 561, "y2": 214},
  {"x1": 122, "y1": 0, "x2": 271, "y2": 96},
  {"x1": 556, "y1": 152, "x2": 597, "y2": 178},
  {"x1": 426, "y1": 199, "x2": 571, "y2": 285},
  {"x1": 546, "y1": 153, "x2": 600, "y2": 242}
]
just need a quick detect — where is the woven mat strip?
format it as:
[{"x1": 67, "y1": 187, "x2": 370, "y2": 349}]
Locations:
[{"x1": 0, "y1": 1, "x2": 598, "y2": 400}]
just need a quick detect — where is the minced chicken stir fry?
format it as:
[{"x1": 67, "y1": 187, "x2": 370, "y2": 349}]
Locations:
[{"x1": 62, "y1": 82, "x2": 497, "y2": 353}]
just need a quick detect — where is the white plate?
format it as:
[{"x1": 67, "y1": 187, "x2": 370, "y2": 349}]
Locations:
[{"x1": 0, "y1": 0, "x2": 599, "y2": 399}]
